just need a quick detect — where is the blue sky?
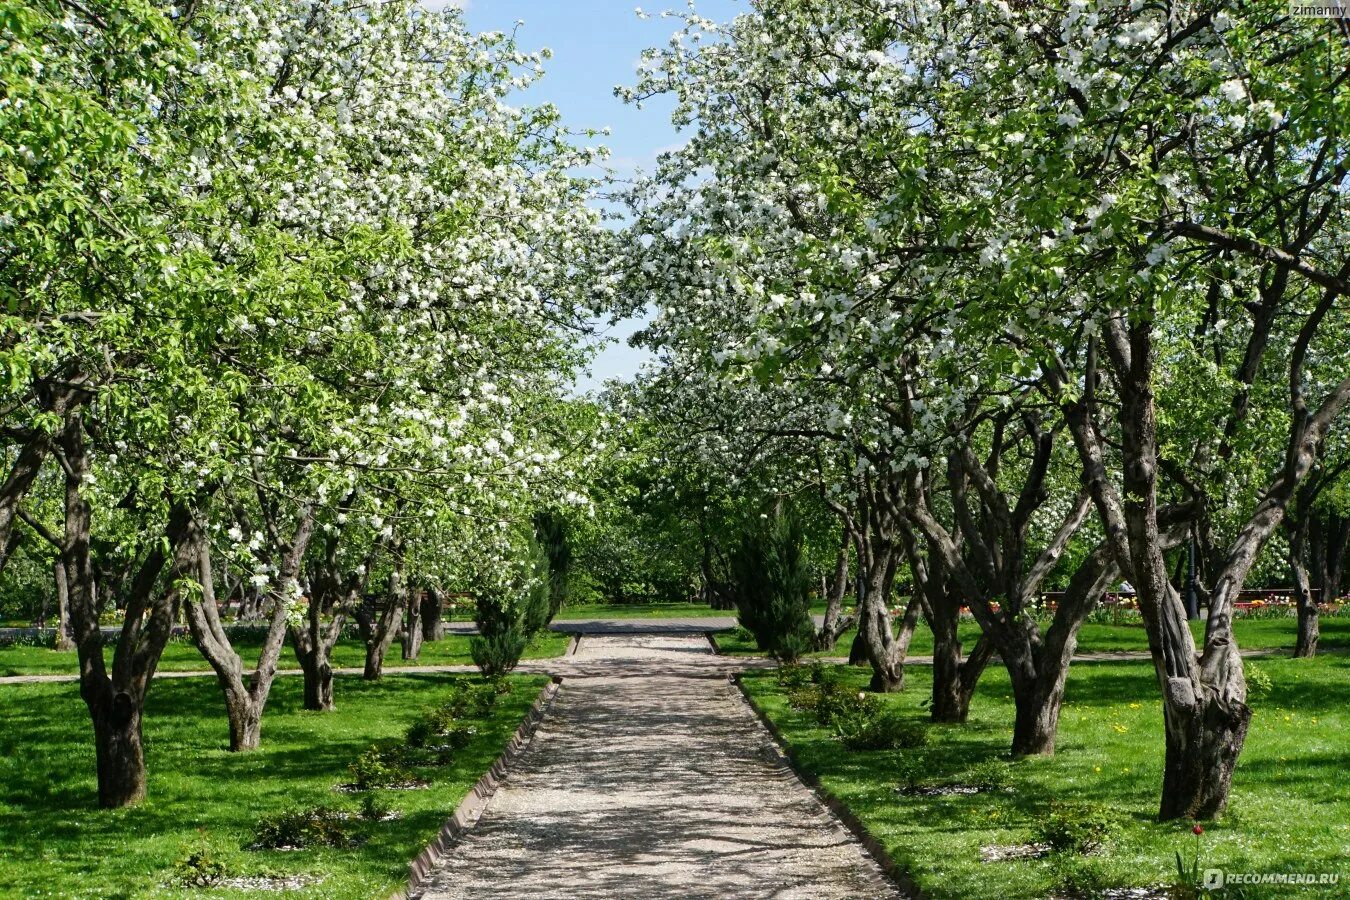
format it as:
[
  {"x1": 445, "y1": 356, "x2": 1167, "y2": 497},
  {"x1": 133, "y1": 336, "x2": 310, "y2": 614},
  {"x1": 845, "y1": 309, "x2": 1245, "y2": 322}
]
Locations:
[{"x1": 446, "y1": 0, "x2": 747, "y2": 393}]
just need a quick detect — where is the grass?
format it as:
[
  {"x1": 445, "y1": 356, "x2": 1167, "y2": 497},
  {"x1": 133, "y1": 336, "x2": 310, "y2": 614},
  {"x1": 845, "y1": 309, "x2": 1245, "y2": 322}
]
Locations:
[
  {"x1": 0, "y1": 630, "x2": 571, "y2": 678},
  {"x1": 741, "y1": 655, "x2": 1350, "y2": 899},
  {"x1": 715, "y1": 615, "x2": 1350, "y2": 658},
  {"x1": 553, "y1": 599, "x2": 845, "y2": 620},
  {"x1": 0, "y1": 671, "x2": 549, "y2": 898},
  {"x1": 553, "y1": 601, "x2": 738, "y2": 619}
]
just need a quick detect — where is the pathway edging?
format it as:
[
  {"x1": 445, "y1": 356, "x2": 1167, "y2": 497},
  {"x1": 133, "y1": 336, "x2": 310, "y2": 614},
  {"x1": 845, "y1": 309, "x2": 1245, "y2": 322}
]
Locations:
[
  {"x1": 731, "y1": 673, "x2": 925, "y2": 899},
  {"x1": 404, "y1": 677, "x2": 563, "y2": 898}
]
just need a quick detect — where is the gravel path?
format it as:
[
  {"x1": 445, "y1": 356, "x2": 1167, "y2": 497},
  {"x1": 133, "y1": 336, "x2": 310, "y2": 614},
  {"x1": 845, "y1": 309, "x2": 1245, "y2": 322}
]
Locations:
[{"x1": 417, "y1": 633, "x2": 902, "y2": 900}]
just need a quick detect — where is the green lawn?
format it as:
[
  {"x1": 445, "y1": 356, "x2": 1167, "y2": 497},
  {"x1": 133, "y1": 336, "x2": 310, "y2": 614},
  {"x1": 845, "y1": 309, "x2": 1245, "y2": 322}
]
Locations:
[
  {"x1": 0, "y1": 672, "x2": 549, "y2": 898},
  {"x1": 716, "y1": 615, "x2": 1350, "y2": 658},
  {"x1": 741, "y1": 656, "x2": 1350, "y2": 899},
  {"x1": 0, "y1": 630, "x2": 571, "y2": 678},
  {"x1": 553, "y1": 599, "x2": 846, "y2": 620},
  {"x1": 553, "y1": 601, "x2": 738, "y2": 620}
]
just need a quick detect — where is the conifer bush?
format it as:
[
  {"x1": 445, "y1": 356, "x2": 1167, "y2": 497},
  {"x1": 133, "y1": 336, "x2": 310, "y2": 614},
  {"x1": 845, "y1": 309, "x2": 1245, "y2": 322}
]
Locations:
[{"x1": 731, "y1": 509, "x2": 816, "y2": 663}]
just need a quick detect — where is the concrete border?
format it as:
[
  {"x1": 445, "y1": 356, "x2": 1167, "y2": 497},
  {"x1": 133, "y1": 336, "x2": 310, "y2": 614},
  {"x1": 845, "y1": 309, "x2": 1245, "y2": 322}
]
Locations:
[
  {"x1": 404, "y1": 677, "x2": 563, "y2": 898},
  {"x1": 729, "y1": 674, "x2": 925, "y2": 899},
  {"x1": 705, "y1": 631, "x2": 722, "y2": 655}
]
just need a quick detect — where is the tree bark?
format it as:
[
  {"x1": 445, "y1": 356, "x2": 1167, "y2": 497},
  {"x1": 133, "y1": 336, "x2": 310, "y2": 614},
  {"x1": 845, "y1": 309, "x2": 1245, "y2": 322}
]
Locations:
[
  {"x1": 363, "y1": 561, "x2": 405, "y2": 680},
  {"x1": 184, "y1": 530, "x2": 297, "y2": 751},
  {"x1": 847, "y1": 629, "x2": 869, "y2": 665},
  {"x1": 904, "y1": 530, "x2": 992, "y2": 723},
  {"x1": 1290, "y1": 519, "x2": 1318, "y2": 658},
  {"x1": 856, "y1": 541, "x2": 906, "y2": 692},
  {"x1": 815, "y1": 529, "x2": 856, "y2": 650},
  {"x1": 59, "y1": 411, "x2": 200, "y2": 806},
  {"x1": 421, "y1": 587, "x2": 444, "y2": 641},
  {"x1": 53, "y1": 558, "x2": 74, "y2": 651},
  {"x1": 0, "y1": 423, "x2": 61, "y2": 575},
  {"x1": 297, "y1": 643, "x2": 335, "y2": 710},
  {"x1": 402, "y1": 588, "x2": 423, "y2": 661},
  {"x1": 1068, "y1": 318, "x2": 1302, "y2": 820},
  {"x1": 1009, "y1": 667, "x2": 1069, "y2": 757},
  {"x1": 929, "y1": 620, "x2": 992, "y2": 722}
]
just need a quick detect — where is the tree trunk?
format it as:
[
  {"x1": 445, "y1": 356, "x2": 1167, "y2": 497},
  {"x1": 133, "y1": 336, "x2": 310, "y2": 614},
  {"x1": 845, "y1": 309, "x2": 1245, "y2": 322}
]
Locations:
[
  {"x1": 930, "y1": 630, "x2": 992, "y2": 723},
  {"x1": 1159, "y1": 683, "x2": 1253, "y2": 820},
  {"x1": 298, "y1": 646, "x2": 335, "y2": 711},
  {"x1": 1009, "y1": 666, "x2": 1069, "y2": 756},
  {"x1": 60, "y1": 414, "x2": 201, "y2": 806},
  {"x1": 189, "y1": 508, "x2": 312, "y2": 748},
  {"x1": 1076, "y1": 319, "x2": 1282, "y2": 820},
  {"x1": 847, "y1": 630, "x2": 868, "y2": 665},
  {"x1": 1309, "y1": 509, "x2": 1347, "y2": 602},
  {"x1": 403, "y1": 588, "x2": 423, "y2": 660},
  {"x1": 1006, "y1": 542, "x2": 1119, "y2": 756},
  {"x1": 53, "y1": 559, "x2": 74, "y2": 651},
  {"x1": 421, "y1": 587, "x2": 443, "y2": 641},
  {"x1": 364, "y1": 562, "x2": 405, "y2": 680},
  {"x1": 226, "y1": 698, "x2": 263, "y2": 752},
  {"x1": 1326, "y1": 515, "x2": 1347, "y2": 599},
  {"x1": 89, "y1": 690, "x2": 147, "y2": 808},
  {"x1": 857, "y1": 543, "x2": 906, "y2": 693},
  {"x1": 1290, "y1": 521, "x2": 1318, "y2": 657},
  {"x1": 0, "y1": 413, "x2": 67, "y2": 574},
  {"x1": 816, "y1": 531, "x2": 855, "y2": 650}
]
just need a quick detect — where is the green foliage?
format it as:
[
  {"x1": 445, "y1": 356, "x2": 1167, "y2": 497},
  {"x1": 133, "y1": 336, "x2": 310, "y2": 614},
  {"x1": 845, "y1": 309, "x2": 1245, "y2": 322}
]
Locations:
[
  {"x1": 1047, "y1": 854, "x2": 1113, "y2": 897},
  {"x1": 471, "y1": 540, "x2": 552, "y2": 677},
  {"x1": 404, "y1": 682, "x2": 497, "y2": 751},
  {"x1": 346, "y1": 745, "x2": 418, "y2": 791},
  {"x1": 1244, "y1": 662, "x2": 1273, "y2": 699},
  {"x1": 533, "y1": 510, "x2": 573, "y2": 620},
  {"x1": 786, "y1": 663, "x2": 929, "y2": 751},
  {"x1": 893, "y1": 754, "x2": 930, "y2": 794},
  {"x1": 253, "y1": 806, "x2": 355, "y2": 850},
  {"x1": 775, "y1": 661, "x2": 818, "y2": 688},
  {"x1": 837, "y1": 712, "x2": 929, "y2": 752},
  {"x1": 469, "y1": 630, "x2": 530, "y2": 679},
  {"x1": 358, "y1": 793, "x2": 391, "y2": 823},
  {"x1": 171, "y1": 846, "x2": 228, "y2": 888},
  {"x1": 0, "y1": 544, "x2": 52, "y2": 625},
  {"x1": 731, "y1": 508, "x2": 816, "y2": 662},
  {"x1": 1033, "y1": 803, "x2": 1116, "y2": 855},
  {"x1": 962, "y1": 759, "x2": 1012, "y2": 793}
]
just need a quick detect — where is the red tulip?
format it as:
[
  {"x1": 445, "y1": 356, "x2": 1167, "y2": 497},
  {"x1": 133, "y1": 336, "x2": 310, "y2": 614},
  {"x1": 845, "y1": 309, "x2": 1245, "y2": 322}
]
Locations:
[{"x1": 1192, "y1": 825, "x2": 1204, "y2": 835}]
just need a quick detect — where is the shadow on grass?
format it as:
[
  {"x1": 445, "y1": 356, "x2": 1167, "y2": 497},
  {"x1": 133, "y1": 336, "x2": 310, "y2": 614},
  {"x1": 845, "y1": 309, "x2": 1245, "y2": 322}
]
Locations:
[
  {"x1": 0, "y1": 672, "x2": 547, "y2": 899},
  {"x1": 741, "y1": 655, "x2": 1350, "y2": 900}
]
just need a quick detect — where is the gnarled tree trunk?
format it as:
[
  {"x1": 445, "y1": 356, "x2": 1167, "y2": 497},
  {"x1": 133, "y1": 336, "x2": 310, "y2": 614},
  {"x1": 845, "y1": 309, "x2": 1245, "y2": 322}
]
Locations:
[
  {"x1": 421, "y1": 587, "x2": 444, "y2": 641},
  {"x1": 185, "y1": 520, "x2": 306, "y2": 750},
  {"x1": 60, "y1": 412, "x2": 199, "y2": 807},
  {"x1": 856, "y1": 540, "x2": 908, "y2": 693},
  {"x1": 1289, "y1": 519, "x2": 1319, "y2": 658},
  {"x1": 402, "y1": 587, "x2": 423, "y2": 661},
  {"x1": 363, "y1": 559, "x2": 405, "y2": 680}
]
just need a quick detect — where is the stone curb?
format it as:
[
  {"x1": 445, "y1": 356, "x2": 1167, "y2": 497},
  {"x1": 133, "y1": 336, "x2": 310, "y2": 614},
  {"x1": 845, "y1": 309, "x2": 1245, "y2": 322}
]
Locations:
[
  {"x1": 402, "y1": 677, "x2": 563, "y2": 898},
  {"x1": 729, "y1": 674, "x2": 925, "y2": 900}
]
